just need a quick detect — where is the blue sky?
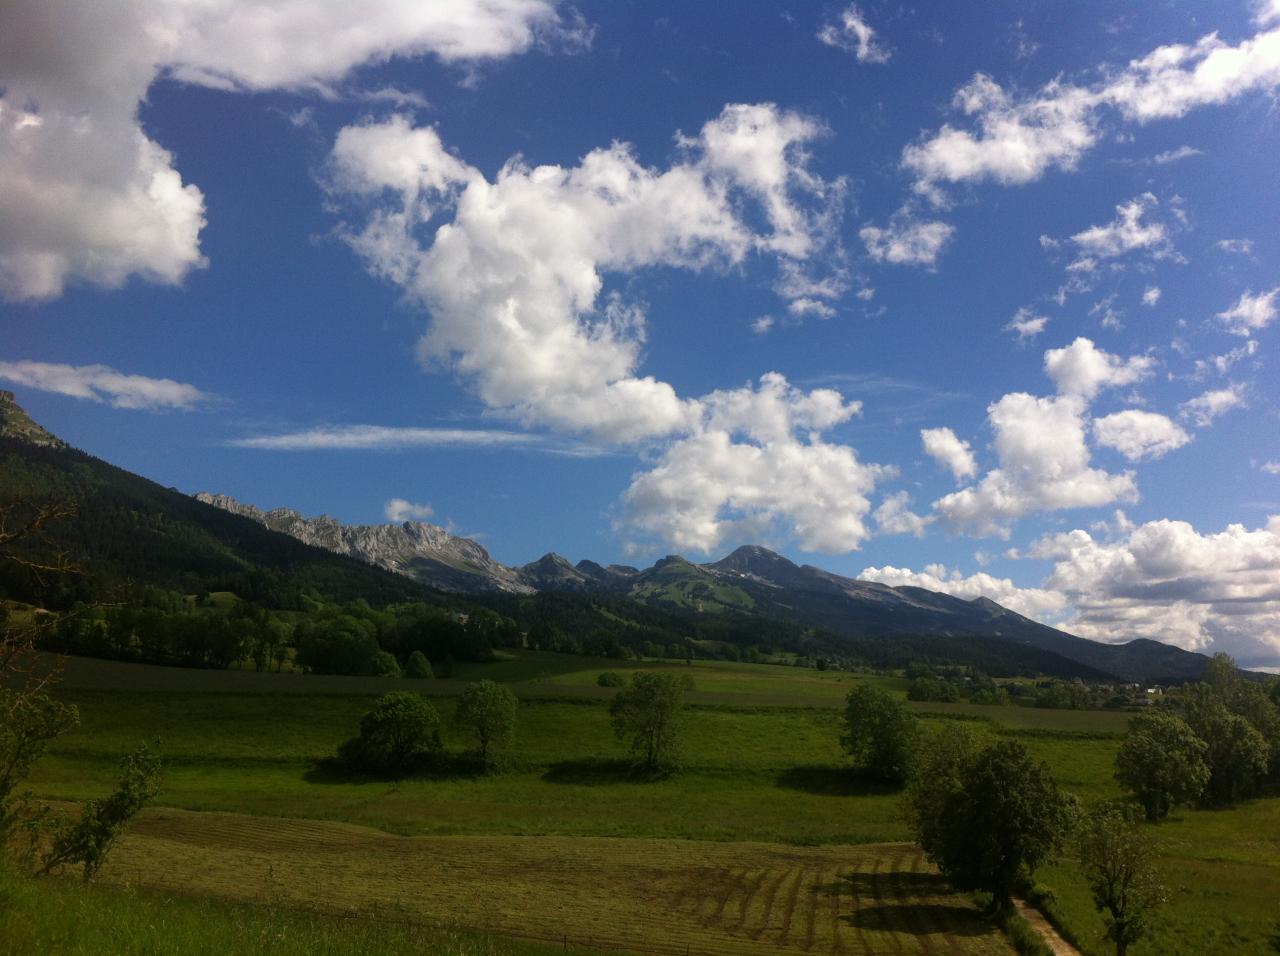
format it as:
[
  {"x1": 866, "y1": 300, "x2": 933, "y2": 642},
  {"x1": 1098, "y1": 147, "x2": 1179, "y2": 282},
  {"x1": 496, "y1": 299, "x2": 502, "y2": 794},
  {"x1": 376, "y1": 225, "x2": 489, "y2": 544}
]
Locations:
[{"x1": 3, "y1": 1, "x2": 1279, "y2": 667}]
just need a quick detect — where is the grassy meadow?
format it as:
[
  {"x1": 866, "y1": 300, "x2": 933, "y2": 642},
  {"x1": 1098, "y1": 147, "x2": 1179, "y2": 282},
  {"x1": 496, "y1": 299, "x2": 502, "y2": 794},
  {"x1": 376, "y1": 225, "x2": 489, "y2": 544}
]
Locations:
[{"x1": 12, "y1": 651, "x2": 1280, "y2": 954}]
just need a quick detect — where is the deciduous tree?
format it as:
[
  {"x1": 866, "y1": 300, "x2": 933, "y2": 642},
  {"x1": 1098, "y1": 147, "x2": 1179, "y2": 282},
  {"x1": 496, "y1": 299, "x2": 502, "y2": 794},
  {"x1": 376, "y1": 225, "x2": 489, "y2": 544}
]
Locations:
[
  {"x1": 609, "y1": 671, "x2": 684, "y2": 773},
  {"x1": 455, "y1": 680, "x2": 518, "y2": 768},
  {"x1": 906, "y1": 735, "x2": 1078, "y2": 914},
  {"x1": 1114, "y1": 711, "x2": 1209, "y2": 820},
  {"x1": 340, "y1": 691, "x2": 441, "y2": 775},
  {"x1": 1075, "y1": 804, "x2": 1166, "y2": 956},
  {"x1": 842, "y1": 684, "x2": 917, "y2": 782}
]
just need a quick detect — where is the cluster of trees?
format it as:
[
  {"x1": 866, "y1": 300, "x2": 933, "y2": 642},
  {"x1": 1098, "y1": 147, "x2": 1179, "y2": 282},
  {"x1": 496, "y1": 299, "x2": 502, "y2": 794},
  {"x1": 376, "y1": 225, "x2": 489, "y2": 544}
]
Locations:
[
  {"x1": 1114, "y1": 653, "x2": 1278, "y2": 817},
  {"x1": 339, "y1": 671, "x2": 691, "y2": 779},
  {"x1": 339, "y1": 680, "x2": 520, "y2": 775},
  {"x1": 40, "y1": 594, "x2": 519, "y2": 677},
  {"x1": 841, "y1": 684, "x2": 1172, "y2": 953}
]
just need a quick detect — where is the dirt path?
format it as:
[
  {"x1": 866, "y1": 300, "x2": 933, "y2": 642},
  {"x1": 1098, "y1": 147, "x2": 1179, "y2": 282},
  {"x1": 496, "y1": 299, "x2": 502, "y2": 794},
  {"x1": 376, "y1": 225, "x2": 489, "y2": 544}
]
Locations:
[{"x1": 1012, "y1": 898, "x2": 1083, "y2": 956}]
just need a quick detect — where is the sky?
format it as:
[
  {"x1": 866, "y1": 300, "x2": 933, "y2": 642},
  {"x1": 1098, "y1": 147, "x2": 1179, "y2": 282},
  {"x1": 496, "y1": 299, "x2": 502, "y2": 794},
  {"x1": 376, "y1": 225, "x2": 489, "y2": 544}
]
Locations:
[{"x1": 3, "y1": 1, "x2": 1280, "y2": 669}]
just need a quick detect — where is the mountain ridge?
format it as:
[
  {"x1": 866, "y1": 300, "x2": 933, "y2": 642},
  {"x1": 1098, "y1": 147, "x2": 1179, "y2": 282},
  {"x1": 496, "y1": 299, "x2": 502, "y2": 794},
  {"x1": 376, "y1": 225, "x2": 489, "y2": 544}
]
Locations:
[{"x1": 0, "y1": 391, "x2": 1213, "y2": 683}]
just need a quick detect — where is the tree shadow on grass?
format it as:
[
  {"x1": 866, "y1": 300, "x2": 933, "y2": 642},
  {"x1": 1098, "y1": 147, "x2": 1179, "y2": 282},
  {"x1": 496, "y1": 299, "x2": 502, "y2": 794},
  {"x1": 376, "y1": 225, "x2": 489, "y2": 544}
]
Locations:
[
  {"x1": 815, "y1": 871, "x2": 990, "y2": 939},
  {"x1": 303, "y1": 751, "x2": 492, "y2": 785},
  {"x1": 844, "y1": 903, "x2": 991, "y2": 937},
  {"x1": 774, "y1": 765, "x2": 902, "y2": 797},
  {"x1": 541, "y1": 757, "x2": 673, "y2": 785}
]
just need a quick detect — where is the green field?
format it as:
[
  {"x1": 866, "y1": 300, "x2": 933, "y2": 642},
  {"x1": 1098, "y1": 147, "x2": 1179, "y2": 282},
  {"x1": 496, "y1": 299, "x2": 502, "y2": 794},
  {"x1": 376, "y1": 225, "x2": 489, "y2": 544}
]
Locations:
[{"x1": 15, "y1": 652, "x2": 1280, "y2": 954}]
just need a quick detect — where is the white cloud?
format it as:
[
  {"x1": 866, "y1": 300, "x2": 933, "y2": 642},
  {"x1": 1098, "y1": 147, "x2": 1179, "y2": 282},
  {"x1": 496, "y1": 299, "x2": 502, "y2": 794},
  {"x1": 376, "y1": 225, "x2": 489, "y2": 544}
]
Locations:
[
  {"x1": 619, "y1": 373, "x2": 887, "y2": 555},
  {"x1": 0, "y1": 0, "x2": 577, "y2": 301},
  {"x1": 326, "y1": 105, "x2": 877, "y2": 556},
  {"x1": 817, "y1": 5, "x2": 892, "y2": 64},
  {"x1": 1092, "y1": 409, "x2": 1192, "y2": 461},
  {"x1": 1180, "y1": 386, "x2": 1245, "y2": 427},
  {"x1": 0, "y1": 360, "x2": 208, "y2": 410},
  {"x1": 932, "y1": 392, "x2": 1137, "y2": 537},
  {"x1": 860, "y1": 215, "x2": 954, "y2": 266},
  {"x1": 1004, "y1": 307, "x2": 1049, "y2": 342},
  {"x1": 1032, "y1": 516, "x2": 1280, "y2": 664},
  {"x1": 902, "y1": 73, "x2": 1099, "y2": 194},
  {"x1": 1194, "y1": 339, "x2": 1258, "y2": 378},
  {"x1": 858, "y1": 564, "x2": 1069, "y2": 621},
  {"x1": 1068, "y1": 193, "x2": 1170, "y2": 264},
  {"x1": 385, "y1": 498, "x2": 434, "y2": 522},
  {"x1": 1216, "y1": 238, "x2": 1255, "y2": 255},
  {"x1": 327, "y1": 104, "x2": 845, "y2": 444},
  {"x1": 921, "y1": 426, "x2": 978, "y2": 481},
  {"x1": 751, "y1": 315, "x2": 775, "y2": 335},
  {"x1": 1043, "y1": 336, "x2": 1155, "y2": 399},
  {"x1": 874, "y1": 492, "x2": 931, "y2": 537},
  {"x1": 788, "y1": 297, "x2": 836, "y2": 319},
  {"x1": 902, "y1": 17, "x2": 1280, "y2": 200},
  {"x1": 230, "y1": 424, "x2": 546, "y2": 451},
  {"x1": 1141, "y1": 286, "x2": 1161, "y2": 306},
  {"x1": 1216, "y1": 287, "x2": 1280, "y2": 336},
  {"x1": 1152, "y1": 145, "x2": 1202, "y2": 164},
  {"x1": 1261, "y1": 460, "x2": 1280, "y2": 474}
]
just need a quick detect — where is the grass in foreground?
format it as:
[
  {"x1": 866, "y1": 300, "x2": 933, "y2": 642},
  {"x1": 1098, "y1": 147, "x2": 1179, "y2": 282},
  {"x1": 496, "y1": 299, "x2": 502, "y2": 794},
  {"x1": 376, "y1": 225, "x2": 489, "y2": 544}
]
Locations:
[
  {"x1": 12, "y1": 814, "x2": 1015, "y2": 956},
  {"x1": 0, "y1": 866, "x2": 597, "y2": 956}
]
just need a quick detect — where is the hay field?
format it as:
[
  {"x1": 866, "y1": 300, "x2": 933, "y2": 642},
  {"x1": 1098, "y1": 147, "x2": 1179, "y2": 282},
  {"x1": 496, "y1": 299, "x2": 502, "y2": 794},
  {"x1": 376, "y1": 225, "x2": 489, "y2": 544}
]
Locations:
[{"x1": 100, "y1": 806, "x2": 1012, "y2": 956}]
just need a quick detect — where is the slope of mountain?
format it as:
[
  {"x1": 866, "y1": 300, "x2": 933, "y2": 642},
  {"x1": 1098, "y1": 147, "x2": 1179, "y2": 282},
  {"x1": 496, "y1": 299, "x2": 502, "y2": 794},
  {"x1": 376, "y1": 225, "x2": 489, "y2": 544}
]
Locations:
[
  {"x1": 194, "y1": 493, "x2": 534, "y2": 595},
  {"x1": 0, "y1": 412, "x2": 436, "y2": 610},
  {"x1": 0, "y1": 390, "x2": 66, "y2": 448}
]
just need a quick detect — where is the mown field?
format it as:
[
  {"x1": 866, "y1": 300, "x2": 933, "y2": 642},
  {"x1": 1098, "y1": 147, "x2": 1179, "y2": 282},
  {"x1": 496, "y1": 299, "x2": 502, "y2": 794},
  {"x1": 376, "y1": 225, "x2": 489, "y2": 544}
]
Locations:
[{"x1": 18, "y1": 652, "x2": 1280, "y2": 954}]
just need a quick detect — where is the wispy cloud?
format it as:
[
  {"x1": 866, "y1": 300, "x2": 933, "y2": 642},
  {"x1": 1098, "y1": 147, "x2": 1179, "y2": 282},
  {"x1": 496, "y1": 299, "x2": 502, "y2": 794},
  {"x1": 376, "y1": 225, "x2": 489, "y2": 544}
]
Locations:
[
  {"x1": 0, "y1": 360, "x2": 210, "y2": 410},
  {"x1": 229, "y1": 423, "x2": 607, "y2": 455}
]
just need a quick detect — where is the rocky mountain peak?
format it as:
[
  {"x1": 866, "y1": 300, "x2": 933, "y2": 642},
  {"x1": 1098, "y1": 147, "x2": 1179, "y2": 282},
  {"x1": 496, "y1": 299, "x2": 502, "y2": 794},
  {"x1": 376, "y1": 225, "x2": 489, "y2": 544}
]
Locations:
[
  {"x1": 0, "y1": 390, "x2": 67, "y2": 448},
  {"x1": 710, "y1": 545, "x2": 796, "y2": 575},
  {"x1": 195, "y1": 491, "x2": 533, "y2": 595}
]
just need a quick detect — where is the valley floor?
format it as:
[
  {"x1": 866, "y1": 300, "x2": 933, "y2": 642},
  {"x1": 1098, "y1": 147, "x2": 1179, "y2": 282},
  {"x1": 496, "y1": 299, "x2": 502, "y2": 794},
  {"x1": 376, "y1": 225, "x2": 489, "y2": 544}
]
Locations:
[{"x1": 18, "y1": 652, "x2": 1280, "y2": 954}]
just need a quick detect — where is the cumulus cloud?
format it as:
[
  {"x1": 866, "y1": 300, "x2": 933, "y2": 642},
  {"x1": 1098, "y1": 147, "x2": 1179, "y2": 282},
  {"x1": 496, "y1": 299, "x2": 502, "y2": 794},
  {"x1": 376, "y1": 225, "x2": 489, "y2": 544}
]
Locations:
[
  {"x1": 932, "y1": 392, "x2": 1137, "y2": 537},
  {"x1": 1043, "y1": 336, "x2": 1155, "y2": 400},
  {"x1": 1004, "y1": 307, "x2": 1049, "y2": 342},
  {"x1": 619, "y1": 372, "x2": 887, "y2": 555},
  {"x1": 1032, "y1": 516, "x2": 1280, "y2": 665},
  {"x1": 817, "y1": 5, "x2": 891, "y2": 63},
  {"x1": 0, "y1": 360, "x2": 208, "y2": 410},
  {"x1": 0, "y1": 0, "x2": 577, "y2": 301},
  {"x1": 327, "y1": 104, "x2": 845, "y2": 445},
  {"x1": 1067, "y1": 193, "x2": 1172, "y2": 267},
  {"x1": 324, "y1": 108, "x2": 876, "y2": 555},
  {"x1": 1216, "y1": 287, "x2": 1279, "y2": 335},
  {"x1": 874, "y1": 492, "x2": 931, "y2": 537},
  {"x1": 920, "y1": 426, "x2": 978, "y2": 481},
  {"x1": 1141, "y1": 286, "x2": 1161, "y2": 306},
  {"x1": 1092, "y1": 409, "x2": 1192, "y2": 461},
  {"x1": 385, "y1": 498, "x2": 434, "y2": 522},
  {"x1": 1262, "y1": 460, "x2": 1280, "y2": 475},
  {"x1": 1180, "y1": 386, "x2": 1245, "y2": 427},
  {"x1": 230, "y1": 424, "x2": 547, "y2": 451},
  {"x1": 902, "y1": 16, "x2": 1280, "y2": 201},
  {"x1": 860, "y1": 215, "x2": 955, "y2": 266},
  {"x1": 858, "y1": 564, "x2": 1068, "y2": 621}
]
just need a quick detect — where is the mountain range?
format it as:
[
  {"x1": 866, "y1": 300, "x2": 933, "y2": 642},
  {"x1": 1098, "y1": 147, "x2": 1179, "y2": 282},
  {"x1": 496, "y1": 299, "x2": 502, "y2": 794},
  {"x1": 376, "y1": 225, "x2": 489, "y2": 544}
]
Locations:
[
  {"x1": 195, "y1": 490, "x2": 1210, "y2": 683},
  {"x1": 1, "y1": 389, "x2": 1211, "y2": 683}
]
